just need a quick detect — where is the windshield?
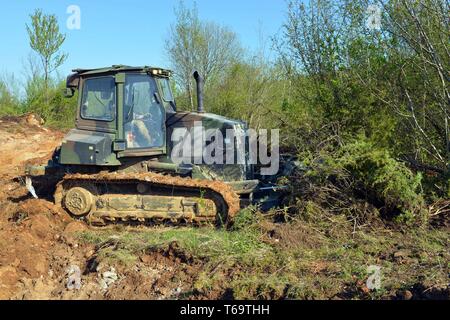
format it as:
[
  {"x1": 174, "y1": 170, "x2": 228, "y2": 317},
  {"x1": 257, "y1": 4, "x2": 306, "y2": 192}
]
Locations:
[{"x1": 124, "y1": 74, "x2": 165, "y2": 149}]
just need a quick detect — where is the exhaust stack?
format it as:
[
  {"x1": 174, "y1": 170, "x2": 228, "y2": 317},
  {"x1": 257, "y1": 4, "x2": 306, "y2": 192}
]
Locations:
[{"x1": 193, "y1": 71, "x2": 204, "y2": 113}]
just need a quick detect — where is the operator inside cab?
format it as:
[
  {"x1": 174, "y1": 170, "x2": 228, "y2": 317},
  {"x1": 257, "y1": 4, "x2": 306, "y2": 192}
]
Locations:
[{"x1": 123, "y1": 74, "x2": 164, "y2": 149}]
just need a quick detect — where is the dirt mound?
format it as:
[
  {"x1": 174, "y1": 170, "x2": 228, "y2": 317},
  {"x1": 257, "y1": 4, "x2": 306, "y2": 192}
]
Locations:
[
  {"x1": 0, "y1": 199, "x2": 67, "y2": 298},
  {"x1": 102, "y1": 243, "x2": 202, "y2": 300},
  {"x1": 0, "y1": 115, "x2": 63, "y2": 181},
  {"x1": 0, "y1": 117, "x2": 67, "y2": 298},
  {"x1": 0, "y1": 112, "x2": 44, "y2": 126}
]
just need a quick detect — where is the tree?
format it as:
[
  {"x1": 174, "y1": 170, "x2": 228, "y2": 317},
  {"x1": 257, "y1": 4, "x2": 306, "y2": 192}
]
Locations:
[
  {"x1": 207, "y1": 59, "x2": 286, "y2": 130},
  {"x1": 26, "y1": 9, "x2": 67, "y2": 90},
  {"x1": 381, "y1": 0, "x2": 449, "y2": 171},
  {"x1": 165, "y1": 2, "x2": 242, "y2": 110},
  {"x1": 272, "y1": 0, "x2": 448, "y2": 202}
]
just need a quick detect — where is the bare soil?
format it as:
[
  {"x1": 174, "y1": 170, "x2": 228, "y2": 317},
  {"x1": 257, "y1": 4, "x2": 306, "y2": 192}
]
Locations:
[{"x1": 0, "y1": 116, "x2": 210, "y2": 300}]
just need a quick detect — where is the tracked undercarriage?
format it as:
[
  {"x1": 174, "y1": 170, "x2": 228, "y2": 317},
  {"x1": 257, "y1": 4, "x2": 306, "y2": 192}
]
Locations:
[{"x1": 54, "y1": 172, "x2": 241, "y2": 227}]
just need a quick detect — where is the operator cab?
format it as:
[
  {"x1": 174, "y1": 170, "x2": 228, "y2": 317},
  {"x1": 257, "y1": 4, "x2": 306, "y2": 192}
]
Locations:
[{"x1": 61, "y1": 65, "x2": 175, "y2": 166}]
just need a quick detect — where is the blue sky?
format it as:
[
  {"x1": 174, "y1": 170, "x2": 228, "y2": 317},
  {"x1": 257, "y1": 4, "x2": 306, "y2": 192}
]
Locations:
[{"x1": 0, "y1": 0, "x2": 287, "y2": 81}]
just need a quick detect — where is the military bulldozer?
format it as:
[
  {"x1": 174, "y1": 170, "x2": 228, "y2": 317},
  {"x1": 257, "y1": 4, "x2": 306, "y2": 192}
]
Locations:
[{"x1": 26, "y1": 65, "x2": 292, "y2": 227}]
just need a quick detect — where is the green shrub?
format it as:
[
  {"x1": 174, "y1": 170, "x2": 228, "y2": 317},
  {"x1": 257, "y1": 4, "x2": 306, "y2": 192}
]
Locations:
[
  {"x1": 231, "y1": 206, "x2": 260, "y2": 231},
  {"x1": 335, "y1": 137, "x2": 423, "y2": 221},
  {"x1": 0, "y1": 80, "x2": 22, "y2": 116},
  {"x1": 24, "y1": 78, "x2": 77, "y2": 129}
]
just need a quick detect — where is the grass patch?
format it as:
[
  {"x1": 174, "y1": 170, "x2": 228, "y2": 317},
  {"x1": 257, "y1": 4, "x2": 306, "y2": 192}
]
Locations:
[
  {"x1": 78, "y1": 208, "x2": 271, "y2": 265},
  {"x1": 77, "y1": 208, "x2": 449, "y2": 299}
]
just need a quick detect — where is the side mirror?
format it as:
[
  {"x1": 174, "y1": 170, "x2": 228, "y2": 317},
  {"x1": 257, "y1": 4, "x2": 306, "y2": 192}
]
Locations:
[{"x1": 63, "y1": 88, "x2": 75, "y2": 98}]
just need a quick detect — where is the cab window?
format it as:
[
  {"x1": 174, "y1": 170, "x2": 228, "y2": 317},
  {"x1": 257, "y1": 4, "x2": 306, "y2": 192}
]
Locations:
[
  {"x1": 158, "y1": 78, "x2": 174, "y2": 102},
  {"x1": 80, "y1": 77, "x2": 115, "y2": 121},
  {"x1": 124, "y1": 74, "x2": 165, "y2": 149}
]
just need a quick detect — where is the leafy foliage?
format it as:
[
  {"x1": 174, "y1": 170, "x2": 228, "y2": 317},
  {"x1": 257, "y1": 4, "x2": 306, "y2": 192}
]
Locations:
[
  {"x1": 334, "y1": 137, "x2": 424, "y2": 220},
  {"x1": 0, "y1": 8, "x2": 75, "y2": 128},
  {"x1": 26, "y1": 9, "x2": 67, "y2": 84},
  {"x1": 0, "y1": 77, "x2": 22, "y2": 116},
  {"x1": 23, "y1": 76, "x2": 77, "y2": 128}
]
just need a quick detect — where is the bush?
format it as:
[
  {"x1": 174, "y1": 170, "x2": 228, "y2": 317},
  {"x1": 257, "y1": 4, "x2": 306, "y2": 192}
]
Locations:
[
  {"x1": 334, "y1": 137, "x2": 424, "y2": 221},
  {"x1": 288, "y1": 136, "x2": 424, "y2": 224},
  {"x1": 0, "y1": 79, "x2": 22, "y2": 116},
  {"x1": 24, "y1": 78, "x2": 77, "y2": 129}
]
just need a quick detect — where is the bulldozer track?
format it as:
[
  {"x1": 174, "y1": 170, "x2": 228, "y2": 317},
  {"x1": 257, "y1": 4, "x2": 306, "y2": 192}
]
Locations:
[{"x1": 54, "y1": 171, "x2": 241, "y2": 227}]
